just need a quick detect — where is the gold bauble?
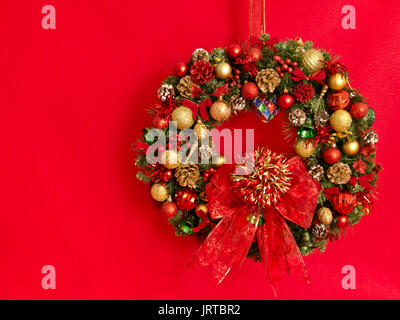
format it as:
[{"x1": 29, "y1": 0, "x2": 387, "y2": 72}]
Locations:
[
  {"x1": 171, "y1": 106, "x2": 194, "y2": 130},
  {"x1": 295, "y1": 140, "x2": 315, "y2": 158},
  {"x1": 343, "y1": 140, "x2": 360, "y2": 155},
  {"x1": 330, "y1": 110, "x2": 352, "y2": 133},
  {"x1": 194, "y1": 120, "x2": 209, "y2": 141},
  {"x1": 215, "y1": 62, "x2": 232, "y2": 80},
  {"x1": 214, "y1": 155, "x2": 225, "y2": 167},
  {"x1": 210, "y1": 99, "x2": 231, "y2": 122},
  {"x1": 328, "y1": 73, "x2": 347, "y2": 90},
  {"x1": 161, "y1": 150, "x2": 181, "y2": 169},
  {"x1": 317, "y1": 207, "x2": 333, "y2": 226},
  {"x1": 150, "y1": 183, "x2": 169, "y2": 202},
  {"x1": 196, "y1": 203, "x2": 208, "y2": 214},
  {"x1": 301, "y1": 49, "x2": 324, "y2": 73}
]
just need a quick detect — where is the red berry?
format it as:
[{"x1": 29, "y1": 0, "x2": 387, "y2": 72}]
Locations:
[
  {"x1": 275, "y1": 67, "x2": 281, "y2": 73},
  {"x1": 273, "y1": 55, "x2": 280, "y2": 62},
  {"x1": 291, "y1": 61, "x2": 298, "y2": 68},
  {"x1": 287, "y1": 67, "x2": 293, "y2": 73},
  {"x1": 279, "y1": 59, "x2": 285, "y2": 65},
  {"x1": 279, "y1": 73, "x2": 284, "y2": 78},
  {"x1": 282, "y1": 64, "x2": 289, "y2": 71},
  {"x1": 285, "y1": 58, "x2": 291, "y2": 64}
]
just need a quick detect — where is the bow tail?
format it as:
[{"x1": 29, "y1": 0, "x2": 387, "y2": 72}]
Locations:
[
  {"x1": 189, "y1": 206, "x2": 260, "y2": 286},
  {"x1": 257, "y1": 207, "x2": 310, "y2": 293}
]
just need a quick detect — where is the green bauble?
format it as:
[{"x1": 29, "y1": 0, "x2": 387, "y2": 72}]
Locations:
[
  {"x1": 179, "y1": 222, "x2": 193, "y2": 234},
  {"x1": 297, "y1": 127, "x2": 317, "y2": 138}
]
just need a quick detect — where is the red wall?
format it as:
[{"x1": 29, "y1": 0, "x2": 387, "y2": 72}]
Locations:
[{"x1": 0, "y1": 0, "x2": 399, "y2": 299}]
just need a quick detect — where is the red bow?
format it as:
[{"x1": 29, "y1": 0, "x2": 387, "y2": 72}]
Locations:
[
  {"x1": 191, "y1": 207, "x2": 215, "y2": 233},
  {"x1": 182, "y1": 98, "x2": 211, "y2": 121},
  {"x1": 349, "y1": 173, "x2": 374, "y2": 190},
  {"x1": 291, "y1": 68, "x2": 326, "y2": 86},
  {"x1": 189, "y1": 157, "x2": 320, "y2": 292}
]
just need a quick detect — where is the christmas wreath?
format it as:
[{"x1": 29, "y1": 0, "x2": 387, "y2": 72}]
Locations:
[{"x1": 134, "y1": 35, "x2": 380, "y2": 289}]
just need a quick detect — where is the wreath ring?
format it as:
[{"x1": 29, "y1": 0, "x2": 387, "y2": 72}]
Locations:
[{"x1": 134, "y1": 35, "x2": 380, "y2": 289}]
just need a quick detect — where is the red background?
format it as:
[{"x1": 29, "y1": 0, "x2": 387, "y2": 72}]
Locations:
[{"x1": 1, "y1": 0, "x2": 399, "y2": 299}]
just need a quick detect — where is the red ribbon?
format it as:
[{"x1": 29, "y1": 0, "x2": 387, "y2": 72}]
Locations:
[
  {"x1": 134, "y1": 141, "x2": 149, "y2": 152},
  {"x1": 349, "y1": 173, "x2": 374, "y2": 190},
  {"x1": 192, "y1": 208, "x2": 215, "y2": 233},
  {"x1": 182, "y1": 98, "x2": 211, "y2": 121},
  {"x1": 189, "y1": 157, "x2": 320, "y2": 292},
  {"x1": 291, "y1": 68, "x2": 326, "y2": 86}
]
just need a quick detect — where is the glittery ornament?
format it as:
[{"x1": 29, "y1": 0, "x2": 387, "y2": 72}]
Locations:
[
  {"x1": 295, "y1": 140, "x2": 315, "y2": 158},
  {"x1": 150, "y1": 183, "x2": 169, "y2": 202},
  {"x1": 161, "y1": 150, "x2": 181, "y2": 169},
  {"x1": 190, "y1": 60, "x2": 215, "y2": 85},
  {"x1": 176, "y1": 75, "x2": 194, "y2": 99},
  {"x1": 230, "y1": 95, "x2": 246, "y2": 112},
  {"x1": 289, "y1": 109, "x2": 307, "y2": 127},
  {"x1": 194, "y1": 120, "x2": 209, "y2": 141},
  {"x1": 157, "y1": 83, "x2": 175, "y2": 101},
  {"x1": 327, "y1": 162, "x2": 352, "y2": 185},
  {"x1": 314, "y1": 109, "x2": 330, "y2": 127},
  {"x1": 215, "y1": 62, "x2": 232, "y2": 80},
  {"x1": 308, "y1": 164, "x2": 324, "y2": 181},
  {"x1": 255, "y1": 68, "x2": 281, "y2": 93},
  {"x1": 312, "y1": 223, "x2": 327, "y2": 239},
  {"x1": 230, "y1": 148, "x2": 292, "y2": 208},
  {"x1": 174, "y1": 163, "x2": 200, "y2": 189},
  {"x1": 174, "y1": 188, "x2": 197, "y2": 211},
  {"x1": 330, "y1": 110, "x2": 352, "y2": 133},
  {"x1": 171, "y1": 106, "x2": 194, "y2": 129},
  {"x1": 317, "y1": 207, "x2": 333, "y2": 225},
  {"x1": 210, "y1": 99, "x2": 231, "y2": 122},
  {"x1": 301, "y1": 49, "x2": 324, "y2": 73},
  {"x1": 293, "y1": 83, "x2": 315, "y2": 102},
  {"x1": 363, "y1": 131, "x2": 379, "y2": 145},
  {"x1": 191, "y1": 48, "x2": 210, "y2": 63}
]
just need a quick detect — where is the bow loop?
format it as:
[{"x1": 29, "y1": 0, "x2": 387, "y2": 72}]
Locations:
[
  {"x1": 182, "y1": 98, "x2": 211, "y2": 121},
  {"x1": 291, "y1": 68, "x2": 326, "y2": 86}
]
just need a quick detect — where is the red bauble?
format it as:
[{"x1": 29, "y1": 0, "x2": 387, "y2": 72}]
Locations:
[
  {"x1": 323, "y1": 146, "x2": 341, "y2": 164},
  {"x1": 162, "y1": 169, "x2": 173, "y2": 182},
  {"x1": 161, "y1": 200, "x2": 178, "y2": 218},
  {"x1": 152, "y1": 115, "x2": 169, "y2": 129},
  {"x1": 350, "y1": 102, "x2": 369, "y2": 119},
  {"x1": 277, "y1": 93, "x2": 295, "y2": 109},
  {"x1": 175, "y1": 62, "x2": 188, "y2": 77},
  {"x1": 247, "y1": 47, "x2": 262, "y2": 61},
  {"x1": 337, "y1": 215, "x2": 349, "y2": 228},
  {"x1": 241, "y1": 82, "x2": 259, "y2": 100},
  {"x1": 227, "y1": 44, "x2": 242, "y2": 58},
  {"x1": 174, "y1": 189, "x2": 197, "y2": 211},
  {"x1": 333, "y1": 192, "x2": 357, "y2": 215}
]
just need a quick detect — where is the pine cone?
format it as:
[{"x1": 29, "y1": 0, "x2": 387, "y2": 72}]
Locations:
[
  {"x1": 191, "y1": 48, "x2": 209, "y2": 63},
  {"x1": 176, "y1": 76, "x2": 193, "y2": 99},
  {"x1": 293, "y1": 83, "x2": 315, "y2": 102},
  {"x1": 230, "y1": 96, "x2": 246, "y2": 112},
  {"x1": 190, "y1": 60, "x2": 215, "y2": 85},
  {"x1": 312, "y1": 223, "x2": 327, "y2": 239},
  {"x1": 175, "y1": 164, "x2": 200, "y2": 189},
  {"x1": 327, "y1": 162, "x2": 352, "y2": 184},
  {"x1": 255, "y1": 68, "x2": 281, "y2": 93},
  {"x1": 363, "y1": 130, "x2": 379, "y2": 145},
  {"x1": 157, "y1": 83, "x2": 175, "y2": 101},
  {"x1": 308, "y1": 164, "x2": 324, "y2": 181},
  {"x1": 289, "y1": 108, "x2": 307, "y2": 127},
  {"x1": 314, "y1": 109, "x2": 330, "y2": 127}
]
